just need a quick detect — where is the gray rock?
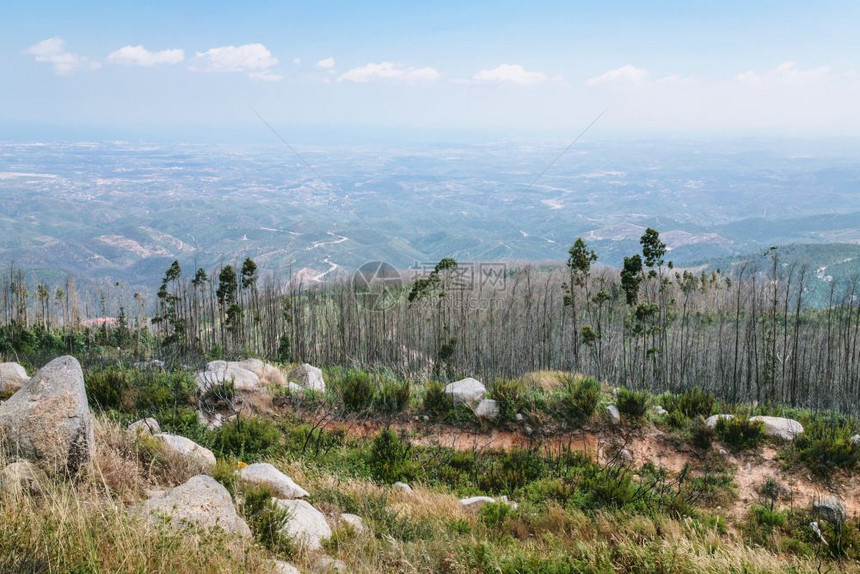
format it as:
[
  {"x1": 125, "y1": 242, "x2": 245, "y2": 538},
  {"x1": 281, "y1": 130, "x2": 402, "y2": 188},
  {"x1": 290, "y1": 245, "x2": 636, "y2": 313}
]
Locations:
[
  {"x1": 749, "y1": 416, "x2": 804, "y2": 441},
  {"x1": 277, "y1": 499, "x2": 332, "y2": 550},
  {"x1": 155, "y1": 433, "x2": 216, "y2": 470},
  {"x1": 339, "y1": 513, "x2": 365, "y2": 533},
  {"x1": 814, "y1": 496, "x2": 846, "y2": 524},
  {"x1": 0, "y1": 362, "x2": 28, "y2": 394},
  {"x1": 606, "y1": 405, "x2": 621, "y2": 424},
  {"x1": 288, "y1": 363, "x2": 326, "y2": 392},
  {"x1": 474, "y1": 398, "x2": 499, "y2": 419},
  {"x1": 287, "y1": 381, "x2": 306, "y2": 395},
  {"x1": 195, "y1": 361, "x2": 260, "y2": 392},
  {"x1": 392, "y1": 481, "x2": 412, "y2": 493},
  {"x1": 128, "y1": 417, "x2": 161, "y2": 435},
  {"x1": 850, "y1": 434, "x2": 860, "y2": 446},
  {"x1": 705, "y1": 414, "x2": 734, "y2": 428},
  {"x1": 313, "y1": 556, "x2": 348, "y2": 573},
  {"x1": 236, "y1": 463, "x2": 309, "y2": 499},
  {"x1": 272, "y1": 561, "x2": 301, "y2": 574},
  {"x1": 445, "y1": 377, "x2": 486, "y2": 405},
  {"x1": 1, "y1": 460, "x2": 47, "y2": 495},
  {"x1": 132, "y1": 359, "x2": 165, "y2": 370},
  {"x1": 515, "y1": 413, "x2": 524, "y2": 422},
  {"x1": 652, "y1": 406, "x2": 668, "y2": 416},
  {"x1": 141, "y1": 475, "x2": 251, "y2": 537},
  {"x1": 618, "y1": 448, "x2": 634, "y2": 463},
  {"x1": 0, "y1": 356, "x2": 94, "y2": 475},
  {"x1": 460, "y1": 495, "x2": 518, "y2": 510}
]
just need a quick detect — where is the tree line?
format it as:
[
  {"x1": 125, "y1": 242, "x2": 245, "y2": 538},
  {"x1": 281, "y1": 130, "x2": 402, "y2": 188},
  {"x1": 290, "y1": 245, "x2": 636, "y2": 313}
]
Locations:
[{"x1": 2, "y1": 230, "x2": 860, "y2": 414}]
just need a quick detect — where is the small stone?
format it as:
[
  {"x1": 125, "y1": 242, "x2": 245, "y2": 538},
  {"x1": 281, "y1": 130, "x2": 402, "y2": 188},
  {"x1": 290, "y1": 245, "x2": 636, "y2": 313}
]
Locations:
[
  {"x1": 851, "y1": 434, "x2": 860, "y2": 446},
  {"x1": 313, "y1": 556, "x2": 348, "y2": 573},
  {"x1": 392, "y1": 481, "x2": 412, "y2": 493},
  {"x1": 339, "y1": 513, "x2": 365, "y2": 533},
  {"x1": 705, "y1": 414, "x2": 733, "y2": 428},
  {"x1": 155, "y1": 433, "x2": 216, "y2": 470},
  {"x1": 288, "y1": 363, "x2": 326, "y2": 392},
  {"x1": 128, "y1": 417, "x2": 161, "y2": 435},
  {"x1": 474, "y1": 399, "x2": 499, "y2": 419},
  {"x1": 652, "y1": 406, "x2": 668, "y2": 416},
  {"x1": 618, "y1": 448, "x2": 634, "y2": 463},
  {"x1": 515, "y1": 413, "x2": 524, "y2": 422},
  {"x1": 719, "y1": 449, "x2": 728, "y2": 456},
  {"x1": 272, "y1": 561, "x2": 301, "y2": 574},
  {"x1": 422, "y1": 415, "x2": 429, "y2": 422},
  {"x1": 1, "y1": 460, "x2": 47, "y2": 495},
  {"x1": 606, "y1": 405, "x2": 621, "y2": 424}
]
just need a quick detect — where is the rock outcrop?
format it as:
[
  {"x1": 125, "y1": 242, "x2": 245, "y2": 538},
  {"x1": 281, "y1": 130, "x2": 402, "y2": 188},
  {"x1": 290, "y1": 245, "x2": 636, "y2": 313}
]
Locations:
[
  {"x1": 141, "y1": 475, "x2": 251, "y2": 537},
  {"x1": 474, "y1": 398, "x2": 499, "y2": 419},
  {"x1": 288, "y1": 363, "x2": 326, "y2": 392},
  {"x1": 749, "y1": 416, "x2": 804, "y2": 441},
  {"x1": 155, "y1": 433, "x2": 216, "y2": 470},
  {"x1": 235, "y1": 462, "x2": 309, "y2": 499},
  {"x1": 0, "y1": 362, "x2": 28, "y2": 394},
  {"x1": 0, "y1": 356, "x2": 94, "y2": 475},
  {"x1": 445, "y1": 377, "x2": 486, "y2": 405},
  {"x1": 195, "y1": 361, "x2": 261, "y2": 392},
  {"x1": 277, "y1": 498, "x2": 332, "y2": 550},
  {"x1": 128, "y1": 417, "x2": 161, "y2": 435},
  {"x1": 814, "y1": 496, "x2": 846, "y2": 524},
  {"x1": 606, "y1": 405, "x2": 621, "y2": 424}
]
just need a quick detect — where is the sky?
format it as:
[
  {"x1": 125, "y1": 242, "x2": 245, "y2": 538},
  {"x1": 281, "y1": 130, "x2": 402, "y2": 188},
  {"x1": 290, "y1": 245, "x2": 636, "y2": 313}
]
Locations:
[{"x1": 1, "y1": 0, "x2": 859, "y2": 142}]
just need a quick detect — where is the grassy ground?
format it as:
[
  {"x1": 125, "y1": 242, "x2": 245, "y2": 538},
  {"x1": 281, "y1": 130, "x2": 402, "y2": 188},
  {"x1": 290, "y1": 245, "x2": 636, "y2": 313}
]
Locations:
[{"x1": 1, "y1": 364, "x2": 859, "y2": 573}]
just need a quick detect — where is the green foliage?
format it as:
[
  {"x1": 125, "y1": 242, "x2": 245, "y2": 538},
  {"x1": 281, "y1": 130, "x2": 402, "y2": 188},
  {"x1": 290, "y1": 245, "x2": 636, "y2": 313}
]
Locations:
[
  {"x1": 478, "y1": 501, "x2": 514, "y2": 529},
  {"x1": 239, "y1": 484, "x2": 294, "y2": 557},
  {"x1": 422, "y1": 381, "x2": 453, "y2": 418},
  {"x1": 374, "y1": 378, "x2": 411, "y2": 416},
  {"x1": 616, "y1": 388, "x2": 650, "y2": 419},
  {"x1": 492, "y1": 378, "x2": 524, "y2": 422},
  {"x1": 663, "y1": 388, "x2": 715, "y2": 419},
  {"x1": 791, "y1": 417, "x2": 860, "y2": 478},
  {"x1": 341, "y1": 370, "x2": 374, "y2": 413},
  {"x1": 689, "y1": 418, "x2": 716, "y2": 450},
  {"x1": 85, "y1": 367, "x2": 197, "y2": 414},
  {"x1": 369, "y1": 428, "x2": 414, "y2": 483},
  {"x1": 556, "y1": 376, "x2": 600, "y2": 427},
  {"x1": 716, "y1": 416, "x2": 765, "y2": 451},
  {"x1": 211, "y1": 417, "x2": 281, "y2": 461}
]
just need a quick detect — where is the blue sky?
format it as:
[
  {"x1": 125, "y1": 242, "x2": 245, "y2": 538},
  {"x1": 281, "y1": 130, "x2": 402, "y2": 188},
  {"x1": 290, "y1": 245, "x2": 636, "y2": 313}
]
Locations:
[{"x1": 2, "y1": 0, "x2": 858, "y2": 142}]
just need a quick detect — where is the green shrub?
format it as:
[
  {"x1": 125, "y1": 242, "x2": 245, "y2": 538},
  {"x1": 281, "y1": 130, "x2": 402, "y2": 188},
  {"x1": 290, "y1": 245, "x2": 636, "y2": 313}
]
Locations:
[
  {"x1": 341, "y1": 370, "x2": 374, "y2": 413},
  {"x1": 792, "y1": 419, "x2": 860, "y2": 478},
  {"x1": 478, "y1": 501, "x2": 514, "y2": 529},
  {"x1": 492, "y1": 378, "x2": 525, "y2": 422},
  {"x1": 240, "y1": 484, "x2": 294, "y2": 557},
  {"x1": 369, "y1": 428, "x2": 414, "y2": 483},
  {"x1": 211, "y1": 416, "x2": 281, "y2": 461},
  {"x1": 556, "y1": 376, "x2": 600, "y2": 427},
  {"x1": 716, "y1": 416, "x2": 765, "y2": 451},
  {"x1": 616, "y1": 388, "x2": 650, "y2": 419},
  {"x1": 689, "y1": 418, "x2": 716, "y2": 450},
  {"x1": 374, "y1": 379, "x2": 411, "y2": 416},
  {"x1": 422, "y1": 381, "x2": 453, "y2": 417},
  {"x1": 86, "y1": 369, "x2": 133, "y2": 411},
  {"x1": 663, "y1": 387, "x2": 715, "y2": 419}
]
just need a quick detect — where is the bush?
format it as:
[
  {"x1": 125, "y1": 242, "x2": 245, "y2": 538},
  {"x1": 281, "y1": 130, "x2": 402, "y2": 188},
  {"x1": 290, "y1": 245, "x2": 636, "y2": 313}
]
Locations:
[
  {"x1": 341, "y1": 370, "x2": 374, "y2": 413},
  {"x1": 690, "y1": 418, "x2": 716, "y2": 450},
  {"x1": 492, "y1": 378, "x2": 525, "y2": 422},
  {"x1": 556, "y1": 376, "x2": 600, "y2": 427},
  {"x1": 369, "y1": 428, "x2": 414, "y2": 483},
  {"x1": 792, "y1": 418, "x2": 860, "y2": 478},
  {"x1": 664, "y1": 387, "x2": 715, "y2": 419},
  {"x1": 374, "y1": 379, "x2": 411, "y2": 416},
  {"x1": 211, "y1": 416, "x2": 281, "y2": 461},
  {"x1": 478, "y1": 501, "x2": 514, "y2": 529},
  {"x1": 716, "y1": 416, "x2": 765, "y2": 451},
  {"x1": 422, "y1": 381, "x2": 453, "y2": 417},
  {"x1": 616, "y1": 388, "x2": 650, "y2": 419},
  {"x1": 240, "y1": 484, "x2": 294, "y2": 557}
]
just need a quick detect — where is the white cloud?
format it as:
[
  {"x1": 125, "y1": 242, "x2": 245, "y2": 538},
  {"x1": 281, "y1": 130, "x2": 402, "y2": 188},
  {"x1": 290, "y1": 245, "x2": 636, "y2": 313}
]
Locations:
[
  {"x1": 586, "y1": 65, "x2": 649, "y2": 87},
  {"x1": 292, "y1": 58, "x2": 302, "y2": 66},
  {"x1": 473, "y1": 64, "x2": 547, "y2": 86},
  {"x1": 193, "y1": 43, "x2": 280, "y2": 80},
  {"x1": 107, "y1": 45, "x2": 184, "y2": 67},
  {"x1": 736, "y1": 61, "x2": 853, "y2": 85},
  {"x1": 317, "y1": 57, "x2": 335, "y2": 70},
  {"x1": 24, "y1": 37, "x2": 100, "y2": 75},
  {"x1": 338, "y1": 62, "x2": 440, "y2": 83}
]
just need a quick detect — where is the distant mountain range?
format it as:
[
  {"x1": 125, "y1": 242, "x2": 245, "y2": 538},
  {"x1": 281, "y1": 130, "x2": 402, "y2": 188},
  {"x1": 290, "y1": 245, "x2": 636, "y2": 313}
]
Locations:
[{"x1": 2, "y1": 138, "x2": 859, "y2": 298}]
